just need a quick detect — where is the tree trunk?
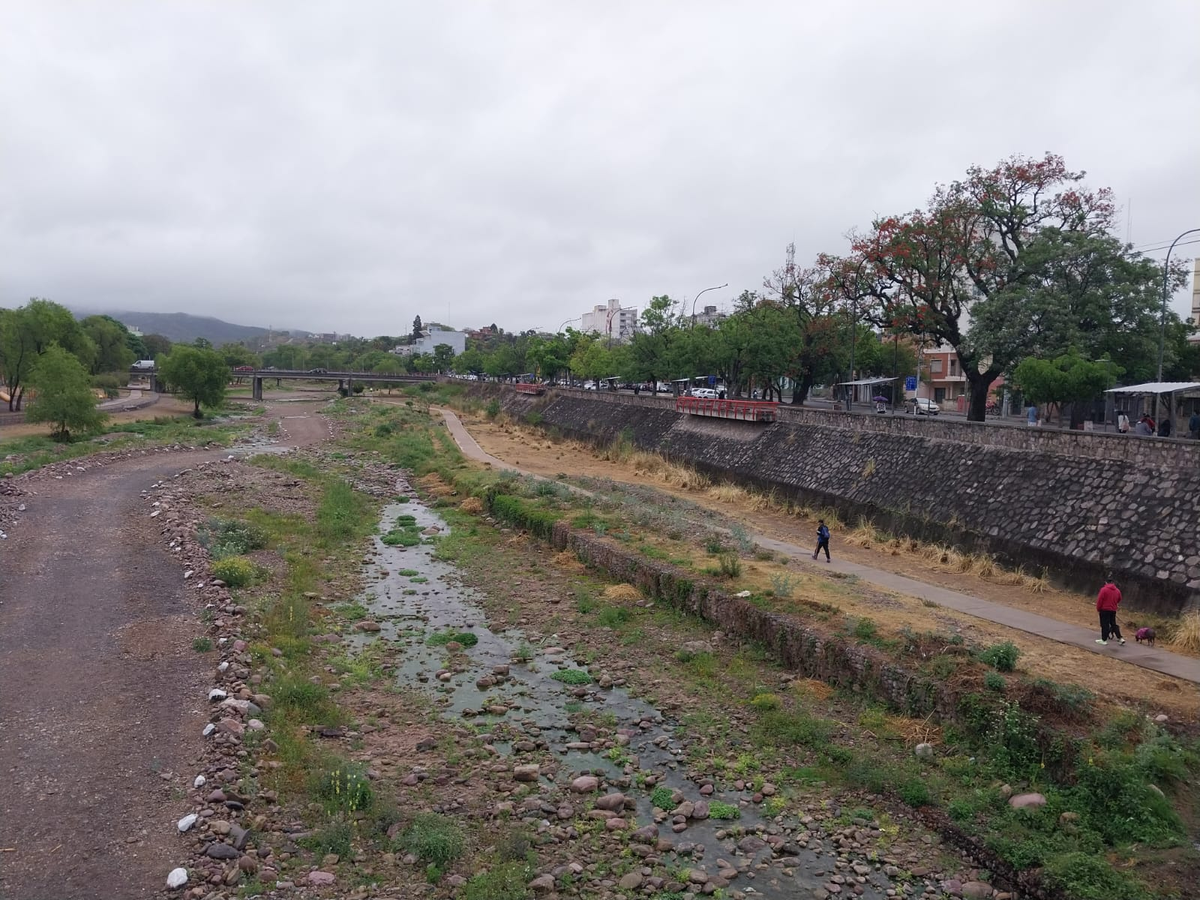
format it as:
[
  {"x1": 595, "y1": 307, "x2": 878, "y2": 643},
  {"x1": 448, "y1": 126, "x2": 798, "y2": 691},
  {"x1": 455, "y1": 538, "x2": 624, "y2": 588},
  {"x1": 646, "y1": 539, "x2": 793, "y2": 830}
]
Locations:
[
  {"x1": 193, "y1": 398, "x2": 202, "y2": 419},
  {"x1": 965, "y1": 370, "x2": 992, "y2": 422}
]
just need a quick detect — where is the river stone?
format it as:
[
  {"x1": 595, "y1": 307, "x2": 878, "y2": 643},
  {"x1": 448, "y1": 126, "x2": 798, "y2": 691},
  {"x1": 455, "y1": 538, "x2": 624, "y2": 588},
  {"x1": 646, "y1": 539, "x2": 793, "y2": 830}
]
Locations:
[
  {"x1": 514, "y1": 764, "x2": 540, "y2": 782},
  {"x1": 595, "y1": 792, "x2": 625, "y2": 811},
  {"x1": 1008, "y1": 792, "x2": 1046, "y2": 809},
  {"x1": 692, "y1": 800, "x2": 710, "y2": 820},
  {"x1": 355, "y1": 620, "x2": 381, "y2": 632},
  {"x1": 307, "y1": 871, "x2": 335, "y2": 885},
  {"x1": 914, "y1": 742, "x2": 934, "y2": 759},
  {"x1": 962, "y1": 882, "x2": 993, "y2": 899},
  {"x1": 205, "y1": 842, "x2": 239, "y2": 860},
  {"x1": 166, "y1": 867, "x2": 188, "y2": 890},
  {"x1": 529, "y1": 873, "x2": 556, "y2": 893},
  {"x1": 688, "y1": 868, "x2": 709, "y2": 884},
  {"x1": 177, "y1": 813, "x2": 198, "y2": 833},
  {"x1": 631, "y1": 824, "x2": 659, "y2": 843},
  {"x1": 570, "y1": 775, "x2": 600, "y2": 793},
  {"x1": 618, "y1": 872, "x2": 644, "y2": 890}
]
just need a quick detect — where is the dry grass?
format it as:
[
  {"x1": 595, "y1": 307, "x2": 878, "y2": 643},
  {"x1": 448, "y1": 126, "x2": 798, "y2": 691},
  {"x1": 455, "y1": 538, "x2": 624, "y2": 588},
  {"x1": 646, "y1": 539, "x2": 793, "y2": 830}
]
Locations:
[
  {"x1": 458, "y1": 497, "x2": 484, "y2": 515},
  {"x1": 1168, "y1": 611, "x2": 1200, "y2": 653},
  {"x1": 789, "y1": 678, "x2": 835, "y2": 701},
  {"x1": 601, "y1": 584, "x2": 643, "y2": 603},
  {"x1": 706, "y1": 483, "x2": 749, "y2": 504}
]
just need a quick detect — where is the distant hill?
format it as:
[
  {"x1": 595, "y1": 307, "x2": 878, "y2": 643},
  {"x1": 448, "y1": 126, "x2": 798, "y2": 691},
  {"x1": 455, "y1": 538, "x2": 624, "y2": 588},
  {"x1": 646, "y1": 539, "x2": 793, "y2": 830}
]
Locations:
[{"x1": 97, "y1": 311, "x2": 310, "y2": 345}]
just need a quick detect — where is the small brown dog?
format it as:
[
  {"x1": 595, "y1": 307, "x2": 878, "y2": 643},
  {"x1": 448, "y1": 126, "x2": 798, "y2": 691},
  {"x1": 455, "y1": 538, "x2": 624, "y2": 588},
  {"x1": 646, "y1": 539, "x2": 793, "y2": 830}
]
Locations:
[{"x1": 1135, "y1": 627, "x2": 1156, "y2": 647}]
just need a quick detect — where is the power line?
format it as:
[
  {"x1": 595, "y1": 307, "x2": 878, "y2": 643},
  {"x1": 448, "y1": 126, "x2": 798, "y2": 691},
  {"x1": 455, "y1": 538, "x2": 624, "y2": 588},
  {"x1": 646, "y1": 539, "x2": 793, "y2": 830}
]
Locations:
[{"x1": 1134, "y1": 238, "x2": 1200, "y2": 256}]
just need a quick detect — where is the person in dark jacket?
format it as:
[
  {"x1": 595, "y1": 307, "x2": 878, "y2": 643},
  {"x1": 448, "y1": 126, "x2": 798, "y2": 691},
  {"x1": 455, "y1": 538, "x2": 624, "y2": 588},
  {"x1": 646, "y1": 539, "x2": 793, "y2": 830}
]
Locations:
[
  {"x1": 1189, "y1": 410, "x2": 1200, "y2": 439},
  {"x1": 1158, "y1": 418, "x2": 1172, "y2": 438},
  {"x1": 812, "y1": 520, "x2": 831, "y2": 562},
  {"x1": 1095, "y1": 574, "x2": 1124, "y2": 645}
]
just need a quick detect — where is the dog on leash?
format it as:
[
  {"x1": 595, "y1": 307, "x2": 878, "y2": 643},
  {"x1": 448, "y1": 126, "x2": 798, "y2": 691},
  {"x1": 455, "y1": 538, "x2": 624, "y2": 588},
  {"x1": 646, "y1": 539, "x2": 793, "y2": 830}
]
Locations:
[{"x1": 1135, "y1": 627, "x2": 1156, "y2": 647}]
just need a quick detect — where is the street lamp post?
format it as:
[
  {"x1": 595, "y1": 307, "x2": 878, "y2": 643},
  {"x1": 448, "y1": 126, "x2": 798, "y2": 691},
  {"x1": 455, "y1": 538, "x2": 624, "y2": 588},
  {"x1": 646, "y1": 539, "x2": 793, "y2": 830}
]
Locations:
[
  {"x1": 558, "y1": 316, "x2": 581, "y2": 333},
  {"x1": 1155, "y1": 228, "x2": 1200, "y2": 426},
  {"x1": 690, "y1": 283, "x2": 729, "y2": 327},
  {"x1": 845, "y1": 296, "x2": 857, "y2": 412},
  {"x1": 606, "y1": 305, "x2": 635, "y2": 348}
]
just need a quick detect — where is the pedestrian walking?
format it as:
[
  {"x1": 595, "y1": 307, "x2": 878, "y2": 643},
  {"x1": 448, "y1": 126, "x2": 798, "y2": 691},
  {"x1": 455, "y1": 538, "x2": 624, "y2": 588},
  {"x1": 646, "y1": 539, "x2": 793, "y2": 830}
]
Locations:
[
  {"x1": 1095, "y1": 573, "x2": 1125, "y2": 645},
  {"x1": 812, "y1": 519, "x2": 831, "y2": 562},
  {"x1": 1117, "y1": 411, "x2": 1130, "y2": 434},
  {"x1": 1026, "y1": 404, "x2": 1038, "y2": 427},
  {"x1": 1189, "y1": 410, "x2": 1200, "y2": 440}
]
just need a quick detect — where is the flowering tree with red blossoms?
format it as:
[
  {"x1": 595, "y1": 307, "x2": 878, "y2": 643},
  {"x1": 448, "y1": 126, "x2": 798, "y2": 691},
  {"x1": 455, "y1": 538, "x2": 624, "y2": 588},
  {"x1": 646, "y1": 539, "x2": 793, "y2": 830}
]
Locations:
[{"x1": 850, "y1": 153, "x2": 1119, "y2": 422}]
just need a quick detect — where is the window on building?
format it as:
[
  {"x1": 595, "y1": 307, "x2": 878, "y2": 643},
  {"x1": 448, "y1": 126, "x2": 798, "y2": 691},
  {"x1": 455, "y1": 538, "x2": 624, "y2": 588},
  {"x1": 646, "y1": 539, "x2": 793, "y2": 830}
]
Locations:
[
  {"x1": 930, "y1": 359, "x2": 943, "y2": 374},
  {"x1": 950, "y1": 358, "x2": 957, "y2": 375}
]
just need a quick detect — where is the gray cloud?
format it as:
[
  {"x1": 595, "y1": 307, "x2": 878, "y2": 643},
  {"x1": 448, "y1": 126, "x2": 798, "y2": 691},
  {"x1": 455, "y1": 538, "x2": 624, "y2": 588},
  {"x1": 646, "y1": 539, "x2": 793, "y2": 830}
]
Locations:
[{"x1": 3, "y1": 0, "x2": 1198, "y2": 336}]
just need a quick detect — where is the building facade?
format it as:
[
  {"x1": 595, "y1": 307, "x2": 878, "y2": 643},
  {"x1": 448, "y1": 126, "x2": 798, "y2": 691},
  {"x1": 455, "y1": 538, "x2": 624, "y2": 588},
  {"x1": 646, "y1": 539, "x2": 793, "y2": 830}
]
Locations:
[
  {"x1": 393, "y1": 327, "x2": 467, "y2": 356},
  {"x1": 1191, "y1": 258, "x2": 1200, "y2": 339},
  {"x1": 580, "y1": 299, "x2": 638, "y2": 342},
  {"x1": 691, "y1": 305, "x2": 726, "y2": 328}
]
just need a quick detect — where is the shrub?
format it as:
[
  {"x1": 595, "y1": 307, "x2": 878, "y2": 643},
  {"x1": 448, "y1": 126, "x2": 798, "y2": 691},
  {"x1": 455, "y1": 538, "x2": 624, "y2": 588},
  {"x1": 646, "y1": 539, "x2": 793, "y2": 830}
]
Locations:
[
  {"x1": 979, "y1": 641, "x2": 1021, "y2": 672},
  {"x1": 211, "y1": 556, "x2": 256, "y2": 588},
  {"x1": 770, "y1": 572, "x2": 797, "y2": 598},
  {"x1": 550, "y1": 669, "x2": 592, "y2": 685},
  {"x1": 750, "y1": 693, "x2": 781, "y2": 712},
  {"x1": 596, "y1": 605, "x2": 631, "y2": 628},
  {"x1": 853, "y1": 617, "x2": 878, "y2": 642},
  {"x1": 485, "y1": 399, "x2": 502, "y2": 419},
  {"x1": 897, "y1": 777, "x2": 931, "y2": 808},
  {"x1": 753, "y1": 709, "x2": 834, "y2": 748},
  {"x1": 319, "y1": 765, "x2": 374, "y2": 813},
  {"x1": 651, "y1": 786, "x2": 675, "y2": 810},
  {"x1": 374, "y1": 422, "x2": 394, "y2": 437},
  {"x1": 382, "y1": 528, "x2": 421, "y2": 547},
  {"x1": 708, "y1": 801, "x2": 740, "y2": 820},
  {"x1": 984, "y1": 671, "x2": 1006, "y2": 692},
  {"x1": 300, "y1": 821, "x2": 353, "y2": 857},
  {"x1": 1042, "y1": 851, "x2": 1149, "y2": 900},
  {"x1": 203, "y1": 518, "x2": 268, "y2": 558},
  {"x1": 398, "y1": 813, "x2": 465, "y2": 866},
  {"x1": 705, "y1": 535, "x2": 726, "y2": 554},
  {"x1": 463, "y1": 861, "x2": 533, "y2": 900},
  {"x1": 192, "y1": 637, "x2": 213, "y2": 652},
  {"x1": 487, "y1": 493, "x2": 561, "y2": 540},
  {"x1": 718, "y1": 553, "x2": 742, "y2": 578}
]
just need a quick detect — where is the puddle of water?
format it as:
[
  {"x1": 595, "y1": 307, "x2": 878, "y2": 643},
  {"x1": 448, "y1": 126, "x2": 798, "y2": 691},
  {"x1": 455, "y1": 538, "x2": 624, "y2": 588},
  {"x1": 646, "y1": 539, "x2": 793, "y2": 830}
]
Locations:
[{"x1": 345, "y1": 483, "x2": 899, "y2": 899}]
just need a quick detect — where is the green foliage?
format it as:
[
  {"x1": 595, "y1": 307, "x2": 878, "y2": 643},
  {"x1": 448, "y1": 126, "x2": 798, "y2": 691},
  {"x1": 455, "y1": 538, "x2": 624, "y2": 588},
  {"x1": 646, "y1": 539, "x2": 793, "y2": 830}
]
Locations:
[
  {"x1": 978, "y1": 641, "x2": 1021, "y2": 672},
  {"x1": 463, "y1": 861, "x2": 533, "y2": 900},
  {"x1": 1042, "y1": 852, "x2": 1150, "y2": 900},
  {"x1": 708, "y1": 801, "x2": 740, "y2": 820},
  {"x1": 201, "y1": 518, "x2": 268, "y2": 559},
  {"x1": 752, "y1": 709, "x2": 835, "y2": 748},
  {"x1": 983, "y1": 671, "x2": 1006, "y2": 692},
  {"x1": 0, "y1": 298, "x2": 95, "y2": 412},
  {"x1": 317, "y1": 478, "x2": 368, "y2": 546},
  {"x1": 299, "y1": 821, "x2": 353, "y2": 858},
  {"x1": 192, "y1": 637, "x2": 213, "y2": 652},
  {"x1": 650, "y1": 785, "x2": 675, "y2": 810},
  {"x1": 749, "y1": 693, "x2": 781, "y2": 712},
  {"x1": 485, "y1": 398, "x2": 502, "y2": 419},
  {"x1": 397, "y1": 813, "x2": 465, "y2": 866},
  {"x1": 896, "y1": 777, "x2": 931, "y2": 808},
  {"x1": 427, "y1": 630, "x2": 479, "y2": 647},
  {"x1": 596, "y1": 605, "x2": 631, "y2": 628},
  {"x1": 487, "y1": 493, "x2": 561, "y2": 540},
  {"x1": 271, "y1": 674, "x2": 332, "y2": 722},
  {"x1": 157, "y1": 344, "x2": 228, "y2": 416},
  {"x1": 1012, "y1": 351, "x2": 1121, "y2": 419},
  {"x1": 25, "y1": 344, "x2": 107, "y2": 440},
  {"x1": 318, "y1": 764, "x2": 374, "y2": 813},
  {"x1": 769, "y1": 572, "x2": 797, "y2": 598},
  {"x1": 550, "y1": 669, "x2": 592, "y2": 685},
  {"x1": 210, "y1": 556, "x2": 257, "y2": 588},
  {"x1": 382, "y1": 528, "x2": 422, "y2": 547},
  {"x1": 853, "y1": 617, "x2": 878, "y2": 642},
  {"x1": 717, "y1": 553, "x2": 742, "y2": 578}
]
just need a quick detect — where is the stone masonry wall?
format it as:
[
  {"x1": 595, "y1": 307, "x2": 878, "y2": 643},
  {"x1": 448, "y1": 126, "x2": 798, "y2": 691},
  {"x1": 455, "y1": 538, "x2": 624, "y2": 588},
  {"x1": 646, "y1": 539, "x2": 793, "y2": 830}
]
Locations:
[{"x1": 463, "y1": 383, "x2": 1200, "y2": 613}]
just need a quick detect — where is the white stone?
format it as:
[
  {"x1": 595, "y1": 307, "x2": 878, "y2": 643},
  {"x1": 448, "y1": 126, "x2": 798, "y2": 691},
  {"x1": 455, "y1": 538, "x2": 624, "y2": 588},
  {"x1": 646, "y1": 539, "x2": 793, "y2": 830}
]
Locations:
[
  {"x1": 217, "y1": 661, "x2": 229, "y2": 672},
  {"x1": 202, "y1": 723, "x2": 215, "y2": 737},
  {"x1": 208, "y1": 689, "x2": 227, "y2": 702},
  {"x1": 183, "y1": 570, "x2": 193, "y2": 580},
  {"x1": 166, "y1": 867, "x2": 188, "y2": 889},
  {"x1": 193, "y1": 774, "x2": 206, "y2": 788},
  {"x1": 914, "y1": 742, "x2": 935, "y2": 759},
  {"x1": 177, "y1": 814, "x2": 198, "y2": 833}
]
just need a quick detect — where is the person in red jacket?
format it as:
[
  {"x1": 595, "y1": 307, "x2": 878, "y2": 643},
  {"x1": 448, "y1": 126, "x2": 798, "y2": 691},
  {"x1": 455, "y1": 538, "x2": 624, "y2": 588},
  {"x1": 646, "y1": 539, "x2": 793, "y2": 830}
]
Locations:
[{"x1": 1095, "y1": 574, "x2": 1125, "y2": 645}]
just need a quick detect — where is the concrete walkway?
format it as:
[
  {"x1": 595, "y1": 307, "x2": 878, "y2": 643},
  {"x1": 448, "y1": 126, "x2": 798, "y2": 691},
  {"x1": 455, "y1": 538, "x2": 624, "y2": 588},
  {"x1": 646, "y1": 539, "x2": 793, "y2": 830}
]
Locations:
[{"x1": 438, "y1": 407, "x2": 1200, "y2": 686}]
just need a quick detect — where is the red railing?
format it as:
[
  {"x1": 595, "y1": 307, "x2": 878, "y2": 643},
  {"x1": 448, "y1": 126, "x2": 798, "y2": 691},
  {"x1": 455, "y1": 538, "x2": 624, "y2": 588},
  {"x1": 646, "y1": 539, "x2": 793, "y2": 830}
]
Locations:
[
  {"x1": 514, "y1": 383, "x2": 546, "y2": 396},
  {"x1": 675, "y1": 396, "x2": 778, "y2": 422}
]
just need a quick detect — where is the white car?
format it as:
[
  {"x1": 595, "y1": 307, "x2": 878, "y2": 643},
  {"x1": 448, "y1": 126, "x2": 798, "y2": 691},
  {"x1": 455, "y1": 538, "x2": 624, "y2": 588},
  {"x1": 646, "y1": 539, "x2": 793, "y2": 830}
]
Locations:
[
  {"x1": 910, "y1": 397, "x2": 940, "y2": 415},
  {"x1": 692, "y1": 388, "x2": 720, "y2": 399}
]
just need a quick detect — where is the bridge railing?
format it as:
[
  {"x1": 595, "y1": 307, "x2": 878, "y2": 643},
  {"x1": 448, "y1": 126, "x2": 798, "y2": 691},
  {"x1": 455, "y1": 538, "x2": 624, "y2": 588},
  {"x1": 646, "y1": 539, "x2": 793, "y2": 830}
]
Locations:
[{"x1": 676, "y1": 396, "x2": 779, "y2": 423}]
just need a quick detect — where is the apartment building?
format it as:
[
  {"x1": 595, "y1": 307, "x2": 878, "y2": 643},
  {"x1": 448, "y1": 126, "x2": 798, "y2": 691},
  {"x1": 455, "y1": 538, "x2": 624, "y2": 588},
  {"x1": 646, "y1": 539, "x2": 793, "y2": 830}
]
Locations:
[{"x1": 580, "y1": 299, "x2": 638, "y2": 342}]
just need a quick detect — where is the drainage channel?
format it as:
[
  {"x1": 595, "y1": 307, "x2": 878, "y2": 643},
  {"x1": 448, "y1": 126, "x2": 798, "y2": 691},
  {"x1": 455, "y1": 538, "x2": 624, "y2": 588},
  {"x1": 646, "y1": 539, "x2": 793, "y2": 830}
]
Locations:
[{"x1": 344, "y1": 481, "x2": 902, "y2": 899}]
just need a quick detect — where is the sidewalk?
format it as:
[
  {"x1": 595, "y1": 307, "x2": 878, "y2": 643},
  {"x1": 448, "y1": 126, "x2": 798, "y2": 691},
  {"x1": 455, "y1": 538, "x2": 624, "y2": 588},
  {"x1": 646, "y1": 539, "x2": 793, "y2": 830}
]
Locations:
[{"x1": 438, "y1": 408, "x2": 1200, "y2": 686}]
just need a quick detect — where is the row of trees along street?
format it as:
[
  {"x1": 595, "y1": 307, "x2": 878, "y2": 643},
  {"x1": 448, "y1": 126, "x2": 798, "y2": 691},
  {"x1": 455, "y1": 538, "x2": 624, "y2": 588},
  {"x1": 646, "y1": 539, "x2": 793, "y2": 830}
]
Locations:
[{"x1": 3, "y1": 154, "x2": 1196, "y2": 435}]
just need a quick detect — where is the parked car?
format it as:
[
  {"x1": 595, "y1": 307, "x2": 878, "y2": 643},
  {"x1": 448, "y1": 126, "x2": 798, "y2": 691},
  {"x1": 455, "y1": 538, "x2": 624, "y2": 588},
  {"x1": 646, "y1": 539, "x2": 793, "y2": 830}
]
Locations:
[
  {"x1": 310, "y1": 367, "x2": 328, "y2": 374},
  {"x1": 234, "y1": 365, "x2": 255, "y2": 373},
  {"x1": 692, "y1": 388, "x2": 720, "y2": 399},
  {"x1": 909, "y1": 397, "x2": 940, "y2": 415}
]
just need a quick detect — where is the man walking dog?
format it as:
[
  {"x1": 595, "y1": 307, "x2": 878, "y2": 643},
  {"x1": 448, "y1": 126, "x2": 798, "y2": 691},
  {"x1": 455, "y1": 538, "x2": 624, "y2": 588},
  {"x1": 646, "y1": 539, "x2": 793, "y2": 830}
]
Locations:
[{"x1": 1095, "y1": 573, "x2": 1125, "y2": 646}]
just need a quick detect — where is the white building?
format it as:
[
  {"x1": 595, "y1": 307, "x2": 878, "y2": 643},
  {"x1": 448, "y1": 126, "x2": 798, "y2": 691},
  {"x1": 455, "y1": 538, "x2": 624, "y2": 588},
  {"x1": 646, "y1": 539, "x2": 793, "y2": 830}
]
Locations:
[
  {"x1": 1190, "y1": 259, "x2": 1200, "y2": 343},
  {"x1": 393, "y1": 327, "x2": 467, "y2": 356},
  {"x1": 580, "y1": 298, "x2": 638, "y2": 342},
  {"x1": 691, "y1": 305, "x2": 725, "y2": 328}
]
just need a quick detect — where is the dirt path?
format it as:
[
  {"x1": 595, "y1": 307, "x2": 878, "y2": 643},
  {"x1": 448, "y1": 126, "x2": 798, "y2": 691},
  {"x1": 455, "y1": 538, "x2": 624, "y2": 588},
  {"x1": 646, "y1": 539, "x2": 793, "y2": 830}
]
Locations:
[
  {"x1": 437, "y1": 407, "x2": 1200, "y2": 688},
  {"x1": 0, "y1": 401, "x2": 328, "y2": 899}
]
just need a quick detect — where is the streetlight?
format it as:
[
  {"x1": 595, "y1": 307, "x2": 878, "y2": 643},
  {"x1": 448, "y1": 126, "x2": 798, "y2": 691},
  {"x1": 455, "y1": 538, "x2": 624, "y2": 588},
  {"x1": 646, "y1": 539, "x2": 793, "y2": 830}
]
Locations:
[
  {"x1": 690, "y1": 283, "x2": 729, "y2": 327},
  {"x1": 845, "y1": 296, "x2": 858, "y2": 412},
  {"x1": 1155, "y1": 228, "x2": 1200, "y2": 427},
  {"x1": 1157, "y1": 228, "x2": 1200, "y2": 381},
  {"x1": 558, "y1": 316, "x2": 581, "y2": 333},
  {"x1": 606, "y1": 305, "x2": 636, "y2": 347}
]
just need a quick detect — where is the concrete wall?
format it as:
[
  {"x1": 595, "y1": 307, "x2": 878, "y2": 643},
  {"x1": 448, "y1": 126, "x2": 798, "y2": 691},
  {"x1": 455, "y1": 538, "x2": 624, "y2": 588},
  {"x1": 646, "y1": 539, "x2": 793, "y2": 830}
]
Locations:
[{"x1": 470, "y1": 384, "x2": 1200, "y2": 613}]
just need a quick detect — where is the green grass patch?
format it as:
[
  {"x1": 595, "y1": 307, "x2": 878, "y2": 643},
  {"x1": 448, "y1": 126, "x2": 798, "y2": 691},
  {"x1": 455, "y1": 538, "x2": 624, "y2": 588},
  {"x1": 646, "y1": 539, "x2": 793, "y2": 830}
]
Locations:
[
  {"x1": 396, "y1": 812, "x2": 465, "y2": 866},
  {"x1": 427, "y1": 630, "x2": 479, "y2": 648},
  {"x1": 210, "y1": 556, "x2": 258, "y2": 588},
  {"x1": 550, "y1": 669, "x2": 592, "y2": 685},
  {"x1": 708, "y1": 801, "x2": 740, "y2": 820}
]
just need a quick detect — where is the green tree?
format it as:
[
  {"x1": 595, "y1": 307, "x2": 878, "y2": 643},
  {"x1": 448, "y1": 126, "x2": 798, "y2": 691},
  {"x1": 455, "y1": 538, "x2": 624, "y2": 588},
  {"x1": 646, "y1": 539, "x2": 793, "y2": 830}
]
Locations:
[
  {"x1": 0, "y1": 298, "x2": 94, "y2": 410},
  {"x1": 80, "y1": 315, "x2": 137, "y2": 375},
  {"x1": 412, "y1": 315, "x2": 423, "y2": 339},
  {"x1": 372, "y1": 355, "x2": 405, "y2": 392},
  {"x1": 26, "y1": 344, "x2": 107, "y2": 441},
  {"x1": 626, "y1": 295, "x2": 681, "y2": 393},
  {"x1": 569, "y1": 336, "x2": 614, "y2": 388},
  {"x1": 431, "y1": 343, "x2": 456, "y2": 372},
  {"x1": 158, "y1": 345, "x2": 228, "y2": 417},
  {"x1": 452, "y1": 348, "x2": 485, "y2": 376},
  {"x1": 261, "y1": 344, "x2": 308, "y2": 370},
  {"x1": 142, "y1": 333, "x2": 173, "y2": 360},
  {"x1": 1011, "y1": 351, "x2": 1122, "y2": 426}
]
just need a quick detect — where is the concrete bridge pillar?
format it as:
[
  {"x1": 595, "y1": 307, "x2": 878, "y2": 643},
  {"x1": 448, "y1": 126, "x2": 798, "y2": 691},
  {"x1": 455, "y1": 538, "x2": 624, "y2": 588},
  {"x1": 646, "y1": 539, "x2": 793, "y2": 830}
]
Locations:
[
  {"x1": 149, "y1": 373, "x2": 160, "y2": 393},
  {"x1": 252, "y1": 377, "x2": 263, "y2": 401}
]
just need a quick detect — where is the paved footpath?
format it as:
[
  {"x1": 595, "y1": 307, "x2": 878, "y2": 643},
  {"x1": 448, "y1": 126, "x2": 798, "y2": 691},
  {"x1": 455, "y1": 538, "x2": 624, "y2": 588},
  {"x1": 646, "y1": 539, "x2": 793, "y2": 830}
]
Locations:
[{"x1": 438, "y1": 408, "x2": 1200, "y2": 686}]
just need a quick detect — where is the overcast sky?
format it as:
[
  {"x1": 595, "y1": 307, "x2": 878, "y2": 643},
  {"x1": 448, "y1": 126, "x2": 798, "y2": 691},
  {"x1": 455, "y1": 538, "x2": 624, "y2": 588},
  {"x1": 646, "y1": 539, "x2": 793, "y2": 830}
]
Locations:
[{"x1": 2, "y1": 1, "x2": 1198, "y2": 337}]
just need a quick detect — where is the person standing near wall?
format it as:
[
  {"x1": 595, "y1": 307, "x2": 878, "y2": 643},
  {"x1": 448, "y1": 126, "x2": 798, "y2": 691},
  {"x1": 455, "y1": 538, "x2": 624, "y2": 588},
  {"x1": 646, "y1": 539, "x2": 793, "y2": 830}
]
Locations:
[
  {"x1": 1189, "y1": 409, "x2": 1200, "y2": 439},
  {"x1": 1027, "y1": 404, "x2": 1038, "y2": 427},
  {"x1": 1095, "y1": 574, "x2": 1125, "y2": 646},
  {"x1": 812, "y1": 520, "x2": 831, "y2": 562}
]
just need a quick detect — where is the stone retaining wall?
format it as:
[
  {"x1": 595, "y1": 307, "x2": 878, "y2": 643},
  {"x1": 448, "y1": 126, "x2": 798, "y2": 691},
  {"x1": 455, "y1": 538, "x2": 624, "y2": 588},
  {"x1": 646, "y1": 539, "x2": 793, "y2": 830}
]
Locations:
[{"x1": 466, "y1": 384, "x2": 1200, "y2": 613}]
